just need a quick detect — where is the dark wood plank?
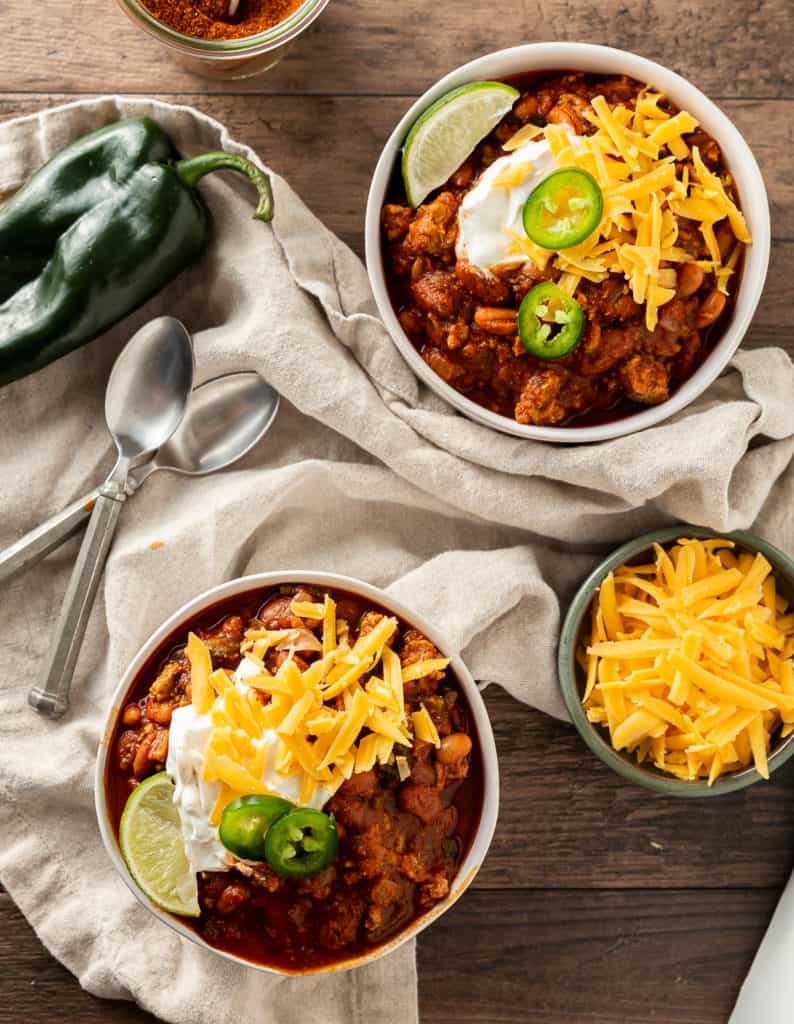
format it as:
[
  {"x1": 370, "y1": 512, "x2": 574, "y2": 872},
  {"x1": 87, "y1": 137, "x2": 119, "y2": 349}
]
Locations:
[
  {"x1": 418, "y1": 888, "x2": 779, "y2": 1024},
  {"x1": 0, "y1": 95, "x2": 790, "y2": 358},
  {"x1": 0, "y1": 888, "x2": 778, "y2": 1024},
  {"x1": 479, "y1": 689, "x2": 794, "y2": 891},
  {"x1": 1, "y1": 0, "x2": 791, "y2": 97}
]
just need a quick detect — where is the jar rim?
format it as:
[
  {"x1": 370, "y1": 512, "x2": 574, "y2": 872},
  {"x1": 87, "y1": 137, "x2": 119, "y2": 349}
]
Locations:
[{"x1": 117, "y1": 0, "x2": 329, "y2": 55}]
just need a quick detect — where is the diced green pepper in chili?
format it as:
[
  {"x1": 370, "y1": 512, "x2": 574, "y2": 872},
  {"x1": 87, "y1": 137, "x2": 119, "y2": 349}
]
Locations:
[
  {"x1": 218, "y1": 795, "x2": 294, "y2": 861},
  {"x1": 518, "y1": 281, "x2": 585, "y2": 359},
  {"x1": 264, "y1": 808, "x2": 339, "y2": 878},
  {"x1": 523, "y1": 168, "x2": 602, "y2": 250}
]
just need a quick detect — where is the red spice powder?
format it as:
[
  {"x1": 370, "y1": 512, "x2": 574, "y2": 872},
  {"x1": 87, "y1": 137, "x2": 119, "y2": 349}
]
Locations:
[{"x1": 139, "y1": 0, "x2": 304, "y2": 39}]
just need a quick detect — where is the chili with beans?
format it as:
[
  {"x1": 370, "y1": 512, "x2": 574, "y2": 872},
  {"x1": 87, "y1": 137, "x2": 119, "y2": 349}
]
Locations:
[
  {"x1": 381, "y1": 71, "x2": 744, "y2": 428},
  {"x1": 106, "y1": 586, "x2": 482, "y2": 972}
]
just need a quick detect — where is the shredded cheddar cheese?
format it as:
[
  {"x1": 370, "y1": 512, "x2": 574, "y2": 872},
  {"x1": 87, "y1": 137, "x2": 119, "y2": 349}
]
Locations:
[
  {"x1": 505, "y1": 88, "x2": 751, "y2": 330},
  {"x1": 579, "y1": 538, "x2": 794, "y2": 783},
  {"x1": 190, "y1": 597, "x2": 451, "y2": 802}
]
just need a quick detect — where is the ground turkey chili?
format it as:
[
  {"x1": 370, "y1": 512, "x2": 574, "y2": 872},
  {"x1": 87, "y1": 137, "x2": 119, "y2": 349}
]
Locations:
[
  {"x1": 139, "y1": 0, "x2": 304, "y2": 40},
  {"x1": 381, "y1": 71, "x2": 748, "y2": 428},
  {"x1": 106, "y1": 585, "x2": 483, "y2": 972}
]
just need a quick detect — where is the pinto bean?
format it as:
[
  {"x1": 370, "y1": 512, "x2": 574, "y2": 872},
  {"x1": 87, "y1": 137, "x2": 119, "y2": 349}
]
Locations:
[
  {"x1": 449, "y1": 161, "x2": 474, "y2": 189},
  {"x1": 474, "y1": 307, "x2": 518, "y2": 335},
  {"x1": 121, "y1": 704, "x2": 142, "y2": 726},
  {"x1": 695, "y1": 289, "x2": 727, "y2": 328},
  {"x1": 216, "y1": 882, "x2": 251, "y2": 916},
  {"x1": 437, "y1": 732, "x2": 473, "y2": 765},
  {"x1": 676, "y1": 263, "x2": 704, "y2": 298}
]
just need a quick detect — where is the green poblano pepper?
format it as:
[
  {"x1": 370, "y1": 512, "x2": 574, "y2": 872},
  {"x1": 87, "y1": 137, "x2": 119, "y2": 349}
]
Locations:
[
  {"x1": 0, "y1": 118, "x2": 175, "y2": 303},
  {"x1": 0, "y1": 118, "x2": 273, "y2": 387}
]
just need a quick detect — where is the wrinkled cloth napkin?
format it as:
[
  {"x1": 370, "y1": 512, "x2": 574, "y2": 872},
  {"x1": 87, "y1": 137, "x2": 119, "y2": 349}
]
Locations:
[{"x1": 0, "y1": 96, "x2": 792, "y2": 1024}]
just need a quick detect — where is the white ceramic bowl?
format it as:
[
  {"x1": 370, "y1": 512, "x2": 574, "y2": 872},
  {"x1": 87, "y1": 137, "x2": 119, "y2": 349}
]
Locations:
[
  {"x1": 95, "y1": 571, "x2": 499, "y2": 975},
  {"x1": 365, "y1": 42, "x2": 771, "y2": 443}
]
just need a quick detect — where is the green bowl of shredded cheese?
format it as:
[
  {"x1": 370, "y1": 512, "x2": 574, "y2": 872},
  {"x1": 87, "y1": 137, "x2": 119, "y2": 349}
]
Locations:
[{"x1": 559, "y1": 524, "x2": 794, "y2": 796}]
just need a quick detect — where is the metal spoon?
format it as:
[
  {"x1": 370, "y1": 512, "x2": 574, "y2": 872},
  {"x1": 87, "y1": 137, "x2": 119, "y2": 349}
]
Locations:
[
  {"x1": 28, "y1": 317, "x2": 194, "y2": 718},
  {"x1": 0, "y1": 372, "x2": 279, "y2": 586}
]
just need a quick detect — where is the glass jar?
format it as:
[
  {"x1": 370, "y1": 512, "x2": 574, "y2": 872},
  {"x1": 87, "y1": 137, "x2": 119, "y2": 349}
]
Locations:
[{"x1": 115, "y1": 0, "x2": 330, "y2": 80}]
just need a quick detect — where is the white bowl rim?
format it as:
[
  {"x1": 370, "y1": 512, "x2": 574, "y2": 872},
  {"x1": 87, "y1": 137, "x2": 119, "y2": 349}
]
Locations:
[
  {"x1": 364, "y1": 41, "x2": 771, "y2": 444},
  {"x1": 94, "y1": 570, "x2": 500, "y2": 976}
]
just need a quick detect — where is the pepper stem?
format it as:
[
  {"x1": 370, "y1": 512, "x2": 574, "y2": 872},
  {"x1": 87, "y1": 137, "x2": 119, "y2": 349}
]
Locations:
[{"x1": 175, "y1": 151, "x2": 274, "y2": 223}]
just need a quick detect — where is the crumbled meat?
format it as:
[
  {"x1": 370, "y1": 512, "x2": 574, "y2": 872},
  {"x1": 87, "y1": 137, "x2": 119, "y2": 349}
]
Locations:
[
  {"x1": 357, "y1": 611, "x2": 384, "y2": 640},
  {"x1": 295, "y1": 867, "x2": 337, "y2": 901},
  {"x1": 405, "y1": 192, "x2": 459, "y2": 258},
  {"x1": 319, "y1": 892, "x2": 367, "y2": 950},
  {"x1": 515, "y1": 367, "x2": 594, "y2": 426},
  {"x1": 410, "y1": 270, "x2": 460, "y2": 318},
  {"x1": 400, "y1": 630, "x2": 445, "y2": 680},
  {"x1": 576, "y1": 322, "x2": 635, "y2": 376},
  {"x1": 145, "y1": 660, "x2": 189, "y2": 724},
  {"x1": 202, "y1": 615, "x2": 246, "y2": 668},
  {"x1": 619, "y1": 355, "x2": 670, "y2": 404},
  {"x1": 381, "y1": 204, "x2": 413, "y2": 242}
]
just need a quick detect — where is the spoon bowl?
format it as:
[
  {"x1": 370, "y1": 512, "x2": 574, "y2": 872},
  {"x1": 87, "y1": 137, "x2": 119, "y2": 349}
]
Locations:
[
  {"x1": 106, "y1": 316, "x2": 195, "y2": 465},
  {"x1": 131, "y1": 371, "x2": 279, "y2": 486}
]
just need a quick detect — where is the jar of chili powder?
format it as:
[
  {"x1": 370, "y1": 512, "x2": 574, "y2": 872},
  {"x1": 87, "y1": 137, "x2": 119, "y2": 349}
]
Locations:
[{"x1": 115, "y1": 0, "x2": 330, "y2": 79}]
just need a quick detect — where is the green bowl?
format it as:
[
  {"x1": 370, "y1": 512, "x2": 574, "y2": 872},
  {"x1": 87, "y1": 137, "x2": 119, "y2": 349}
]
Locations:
[{"x1": 558, "y1": 524, "x2": 794, "y2": 797}]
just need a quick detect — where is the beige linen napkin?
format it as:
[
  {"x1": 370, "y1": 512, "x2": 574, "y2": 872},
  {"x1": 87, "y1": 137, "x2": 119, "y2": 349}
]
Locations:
[{"x1": 0, "y1": 97, "x2": 792, "y2": 1024}]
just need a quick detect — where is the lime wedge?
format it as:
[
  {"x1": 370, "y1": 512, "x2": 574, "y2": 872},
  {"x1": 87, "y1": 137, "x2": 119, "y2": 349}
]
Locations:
[
  {"x1": 119, "y1": 771, "x2": 200, "y2": 918},
  {"x1": 401, "y1": 81, "x2": 520, "y2": 208}
]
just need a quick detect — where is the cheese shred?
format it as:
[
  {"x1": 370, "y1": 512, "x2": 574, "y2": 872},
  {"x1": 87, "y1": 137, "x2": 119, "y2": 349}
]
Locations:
[
  {"x1": 506, "y1": 88, "x2": 750, "y2": 330},
  {"x1": 580, "y1": 538, "x2": 793, "y2": 784},
  {"x1": 193, "y1": 596, "x2": 450, "y2": 801}
]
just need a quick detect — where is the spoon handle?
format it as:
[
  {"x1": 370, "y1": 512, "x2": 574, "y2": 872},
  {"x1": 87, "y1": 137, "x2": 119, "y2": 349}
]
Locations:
[
  {"x1": 29, "y1": 482, "x2": 126, "y2": 718},
  {"x1": 0, "y1": 489, "x2": 101, "y2": 587}
]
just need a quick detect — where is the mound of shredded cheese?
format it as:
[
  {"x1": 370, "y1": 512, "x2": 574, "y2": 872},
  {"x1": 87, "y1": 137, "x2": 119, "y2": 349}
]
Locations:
[
  {"x1": 503, "y1": 91, "x2": 751, "y2": 331},
  {"x1": 186, "y1": 594, "x2": 448, "y2": 822},
  {"x1": 579, "y1": 538, "x2": 794, "y2": 784}
]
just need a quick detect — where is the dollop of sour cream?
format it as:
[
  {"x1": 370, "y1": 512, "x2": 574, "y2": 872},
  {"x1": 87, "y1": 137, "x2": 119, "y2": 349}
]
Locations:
[
  {"x1": 456, "y1": 127, "x2": 583, "y2": 272},
  {"x1": 166, "y1": 655, "x2": 331, "y2": 876}
]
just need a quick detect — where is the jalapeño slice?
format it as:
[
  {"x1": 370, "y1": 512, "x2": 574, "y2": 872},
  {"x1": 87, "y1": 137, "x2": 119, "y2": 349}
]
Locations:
[
  {"x1": 523, "y1": 168, "x2": 602, "y2": 250},
  {"x1": 518, "y1": 282, "x2": 585, "y2": 360},
  {"x1": 219, "y1": 795, "x2": 294, "y2": 861},
  {"x1": 264, "y1": 808, "x2": 339, "y2": 878}
]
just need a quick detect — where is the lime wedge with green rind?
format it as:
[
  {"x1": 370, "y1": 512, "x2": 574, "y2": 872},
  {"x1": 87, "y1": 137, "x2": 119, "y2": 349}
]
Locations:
[
  {"x1": 119, "y1": 771, "x2": 199, "y2": 918},
  {"x1": 401, "y1": 81, "x2": 520, "y2": 208}
]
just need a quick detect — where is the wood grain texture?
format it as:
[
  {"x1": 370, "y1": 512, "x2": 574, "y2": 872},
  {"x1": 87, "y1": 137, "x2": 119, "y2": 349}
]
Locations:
[
  {"x1": 418, "y1": 888, "x2": 779, "y2": 1024},
  {"x1": 1, "y1": 0, "x2": 791, "y2": 97},
  {"x1": 0, "y1": 888, "x2": 779, "y2": 1024},
  {"x1": 480, "y1": 691, "x2": 794, "y2": 891},
  {"x1": 1, "y1": 0, "x2": 793, "y2": 1020}
]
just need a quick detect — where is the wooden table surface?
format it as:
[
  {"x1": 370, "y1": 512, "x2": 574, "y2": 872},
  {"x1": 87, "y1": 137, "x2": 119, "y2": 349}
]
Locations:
[{"x1": 1, "y1": 1, "x2": 792, "y2": 1021}]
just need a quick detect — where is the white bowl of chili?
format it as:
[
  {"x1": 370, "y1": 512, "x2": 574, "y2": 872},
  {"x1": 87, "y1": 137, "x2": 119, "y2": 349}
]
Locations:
[
  {"x1": 365, "y1": 42, "x2": 771, "y2": 443},
  {"x1": 95, "y1": 571, "x2": 499, "y2": 975}
]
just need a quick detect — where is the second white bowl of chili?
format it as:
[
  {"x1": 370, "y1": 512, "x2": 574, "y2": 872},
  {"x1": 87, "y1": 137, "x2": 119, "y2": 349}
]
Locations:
[
  {"x1": 95, "y1": 571, "x2": 499, "y2": 975},
  {"x1": 365, "y1": 42, "x2": 771, "y2": 443}
]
